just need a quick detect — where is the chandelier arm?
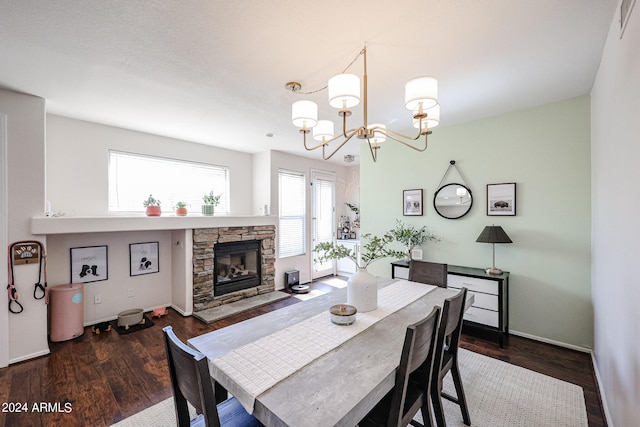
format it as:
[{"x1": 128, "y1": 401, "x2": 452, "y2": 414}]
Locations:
[
  {"x1": 321, "y1": 132, "x2": 359, "y2": 160},
  {"x1": 382, "y1": 131, "x2": 429, "y2": 152},
  {"x1": 383, "y1": 126, "x2": 430, "y2": 142},
  {"x1": 366, "y1": 139, "x2": 379, "y2": 162}
]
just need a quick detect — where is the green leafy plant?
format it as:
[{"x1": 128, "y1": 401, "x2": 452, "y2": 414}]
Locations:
[
  {"x1": 142, "y1": 194, "x2": 161, "y2": 207},
  {"x1": 202, "y1": 191, "x2": 221, "y2": 206},
  {"x1": 314, "y1": 233, "x2": 395, "y2": 269},
  {"x1": 173, "y1": 201, "x2": 188, "y2": 209},
  {"x1": 386, "y1": 219, "x2": 440, "y2": 260},
  {"x1": 345, "y1": 202, "x2": 360, "y2": 216}
]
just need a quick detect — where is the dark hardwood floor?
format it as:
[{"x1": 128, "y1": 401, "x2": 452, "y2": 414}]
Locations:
[{"x1": 0, "y1": 279, "x2": 607, "y2": 427}]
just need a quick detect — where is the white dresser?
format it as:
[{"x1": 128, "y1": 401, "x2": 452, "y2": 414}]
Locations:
[
  {"x1": 391, "y1": 261, "x2": 509, "y2": 347},
  {"x1": 336, "y1": 239, "x2": 359, "y2": 276}
]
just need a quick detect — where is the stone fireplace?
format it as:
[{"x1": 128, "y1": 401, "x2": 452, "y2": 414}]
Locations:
[{"x1": 192, "y1": 225, "x2": 275, "y2": 312}]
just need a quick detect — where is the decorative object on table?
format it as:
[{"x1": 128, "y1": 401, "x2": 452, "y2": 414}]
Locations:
[
  {"x1": 314, "y1": 233, "x2": 395, "y2": 312},
  {"x1": 403, "y1": 189, "x2": 424, "y2": 216},
  {"x1": 202, "y1": 190, "x2": 221, "y2": 216},
  {"x1": 476, "y1": 225, "x2": 513, "y2": 275},
  {"x1": 91, "y1": 321, "x2": 112, "y2": 335},
  {"x1": 152, "y1": 307, "x2": 169, "y2": 318},
  {"x1": 387, "y1": 219, "x2": 440, "y2": 261},
  {"x1": 487, "y1": 182, "x2": 516, "y2": 216},
  {"x1": 288, "y1": 46, "x2": 439, "y2": 162},
  {"x1": 173, "y1": 201, "x2": 188, "y2": 216},
  {"x1": 143, "y1": 194, "x2": 162, "y2": 216},
  {"x1": 434, "y1": 160, "x2": 473, "y2": 219},
  {"x1": 329, "y1": 304, "x2": 357, "y2": 325},
  {"x1": 129, "y1": 242, "x2": 159, "y2": 276},
  {"x1": 70, "y1": 245, "x2": 108, "y2": 284}
]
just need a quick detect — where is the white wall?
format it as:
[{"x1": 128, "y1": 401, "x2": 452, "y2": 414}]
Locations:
[
  {"x1": 0, "y1": 88, "x2": 49, "y2": 364},
  {"x1": 591, "y1": 3, "x2": 640, "y2": 426},
  {"x1": 361, "y1": 95, "x2": 593, "y2": 349},
  {"x1": 46, "y1": 114, "x2": 254, "y2": 216},
  {"x1": 0, "y1": 114, "x2": 8, "y2": 368}
]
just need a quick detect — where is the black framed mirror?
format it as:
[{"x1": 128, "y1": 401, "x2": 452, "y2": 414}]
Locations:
[{"x1": 433, "y1": 183, "x2": 473, "y2": 219}]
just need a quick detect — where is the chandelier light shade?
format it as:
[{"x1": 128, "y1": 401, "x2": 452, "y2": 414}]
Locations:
[
  {"x1": 328, "y1": 74, "x2": 361, "y2": 109},
  {"x1": 404, "y1": 76, "x2": 438, "y2": 111},
  {"x1": 476, "y1": 225, "x2": 513, "y2": 275},
  {"x1": 291, "y1": 100, "x2": 318, "y2": 129},
  {"x1": 288, "y1": 46, "x2": 439, "y2": 162}
]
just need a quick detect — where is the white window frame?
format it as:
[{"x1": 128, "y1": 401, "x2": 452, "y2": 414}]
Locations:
[{"x1": 278, "y1": 169, "x2": 306, "y2": 258}]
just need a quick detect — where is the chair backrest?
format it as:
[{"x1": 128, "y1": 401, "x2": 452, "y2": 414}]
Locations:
[
  {"x1": 386, "y1": 306, "x2": 441, "y2": 427},
  {"x1": 433, "y1": 288, "x2": 467, "y2": 377},
  {"x1": 163, "y1": 326, "x2": 221, "y2": 427},
  {"x1": 408, "y1": 260, "x2": 448, "y2": 288}
]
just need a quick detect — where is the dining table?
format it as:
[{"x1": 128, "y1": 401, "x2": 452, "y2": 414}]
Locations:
[{"x1": 188, "y1": 277, "x2": 473, "y2": 427}]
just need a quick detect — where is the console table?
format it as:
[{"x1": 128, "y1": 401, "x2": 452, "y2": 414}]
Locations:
[{"x1": 391, "y1": 260, "x2": 509, "y2": 347}]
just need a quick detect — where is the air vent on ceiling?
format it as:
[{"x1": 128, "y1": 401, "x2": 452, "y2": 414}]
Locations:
[{"x1": 620, "y1": 0, "x2": 637, "y2": 38}]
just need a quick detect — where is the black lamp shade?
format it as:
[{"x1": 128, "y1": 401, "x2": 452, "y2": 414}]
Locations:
[{"x1": 476, "y1": 226, "x2": 513, "y2": 244}]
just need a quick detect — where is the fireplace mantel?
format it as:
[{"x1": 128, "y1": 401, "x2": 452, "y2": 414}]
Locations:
[{"x1": 31, "y1": 215, "x2": 276, "y2": 235}]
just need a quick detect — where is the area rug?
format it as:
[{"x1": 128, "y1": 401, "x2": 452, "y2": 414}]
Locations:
[
  {"x1": 110, "y1": 349, "x2": 587, "y2": 427},
  {"x1": 108, "y1": 315, "x2": 154, "y2": 335}
]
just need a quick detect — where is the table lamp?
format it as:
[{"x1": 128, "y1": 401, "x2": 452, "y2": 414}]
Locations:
[{"x1": 476, "y1": 225, "x2": 512, "y2": 275}]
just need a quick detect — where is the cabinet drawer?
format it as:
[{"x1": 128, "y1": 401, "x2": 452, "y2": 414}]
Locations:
[
  {"x1": 468, "y1": 291, "x2": 498, "y2": 311},
  {"x1": 464, "y1": 307, "x2": 499, "y2": 328},
  {"x1": 393, "y1": 265, "x2": 409, "y2": 280},
  {"x1": 448, "y1": 274, "x2": 499, "y2": 295}
]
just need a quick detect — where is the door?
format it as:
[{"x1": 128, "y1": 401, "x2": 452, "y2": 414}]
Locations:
[{"x1": 311, "y1": 170, "x2": 335, "y2": 279}]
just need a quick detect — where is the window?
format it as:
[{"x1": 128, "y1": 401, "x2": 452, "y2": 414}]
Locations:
[
  {"x1": 278, "y1": 169, "x2": 306, "y2": 258},
  {"x1": 108, "y1": 151, "x2": 229, "y2": 213}
]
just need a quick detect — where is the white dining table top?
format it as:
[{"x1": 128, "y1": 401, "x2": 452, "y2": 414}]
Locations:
[{"x1": 188, "y1": 278, "x2": 471, "y2": 427}]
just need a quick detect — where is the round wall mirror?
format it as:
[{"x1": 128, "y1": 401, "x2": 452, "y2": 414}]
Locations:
[{"x1": 433, "y1": 183, "x2": 473, "y2": 219}]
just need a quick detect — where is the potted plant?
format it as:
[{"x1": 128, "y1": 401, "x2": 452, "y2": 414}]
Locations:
[
  {"x1": 143, "y1": 194, "x2": 161, "y2": 216},
  {"x1": 174, "y1": 201, "x2": 188, "y2": 216},
  {"x1": 387, "y1": 219, "x2": 440, "y2": 261},
  {"x1": 314, "y1": 233, "x2": 395, "y2": 312},
  {"x1": 202, "y1": 191, "x2": 221, "y2": 216}
]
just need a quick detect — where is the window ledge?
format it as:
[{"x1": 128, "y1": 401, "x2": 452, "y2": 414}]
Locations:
[{"x1": 31, "y1": 215, "x2": 277, "y2": 235}]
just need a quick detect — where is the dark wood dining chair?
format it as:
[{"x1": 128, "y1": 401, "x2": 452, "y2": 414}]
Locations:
[
  {"x1": 359, "y1": 306, "x2": 441, "y2": 427},
  {"x1": 162, "y1": 326, "x2": 264, "y2": 427},
  {"x1": 409, "y1": 260, "x2": 448, "y2": 288},
  {"x1": 431, "y1": 288, "x2": 471, "y2": 427}
]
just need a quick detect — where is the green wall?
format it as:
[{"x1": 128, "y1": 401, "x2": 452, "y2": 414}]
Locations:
[{"x1": 360, "y1": 95, "x2": 592, "y2": 348}]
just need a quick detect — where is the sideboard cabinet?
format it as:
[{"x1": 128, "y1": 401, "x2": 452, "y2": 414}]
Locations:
[{"x1": 391, "y1": 261, "x2": 509, "y2": 347}]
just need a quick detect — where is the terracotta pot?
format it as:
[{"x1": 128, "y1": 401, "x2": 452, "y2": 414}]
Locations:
[
  {"x1": 146, "y1": 206, "x2": 161, "y2": 216},
  {"x1": 175, "y1": 207, "x2": 188, "y2": 216}
]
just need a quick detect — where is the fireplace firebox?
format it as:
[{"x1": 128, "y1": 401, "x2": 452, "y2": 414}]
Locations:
[{"x1": 214, "y1": 240, "x2": 261, "y2": 296}]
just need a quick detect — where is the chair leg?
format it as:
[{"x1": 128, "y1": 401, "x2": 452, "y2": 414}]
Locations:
[
  {"x1": 450, "y1": 363, "x2": 471, "y2": 426},
  {"x1": 430, "y1": 383, "x2": 447, "y2": 427}
]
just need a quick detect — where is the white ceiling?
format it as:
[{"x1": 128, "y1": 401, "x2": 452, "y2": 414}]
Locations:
[{"x1": 0, "y1": 0, "x2": 616, "y2": 164}]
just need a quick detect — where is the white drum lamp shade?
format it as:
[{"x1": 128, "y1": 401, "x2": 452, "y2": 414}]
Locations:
[
  {"x1": 313, "y1": 120, "x2": 334, "y2": 141},
  {"x1": 292, "y1": 100, "x2": 318, "y2": 128},
  {"x1": 405, "y1": 76, "x2": 438, "y2": 111},
  {"x1": 328, "y1": 74, "x2": 361, "y2": 109},
  {"x1": 413, "y1": 104, "x2": 440, "y2": 129},
  {"x1": 369, "y1": 123, "x2": 387, "y2": 144}
]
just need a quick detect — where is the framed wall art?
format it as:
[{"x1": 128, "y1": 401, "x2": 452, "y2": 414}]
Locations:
[
  {"x1": 70, "y1": 245, "x2": 108, "y2": 283},
  {"x1": 130, "y1": 241, "x2": 159, "y2": 276},
  {"x1": 403, "y1": 189, "x2": 424, "y2": 216},
  {"x1": 487, "y1": 183, "x2": 516, "y2": 216}
]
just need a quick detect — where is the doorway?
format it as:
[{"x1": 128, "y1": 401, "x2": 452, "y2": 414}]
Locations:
[{"x1": 311, "y1": 170, "x2": 335, "y2": 279}]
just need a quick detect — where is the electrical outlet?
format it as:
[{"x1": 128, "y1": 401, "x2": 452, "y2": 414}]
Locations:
[
  {"x1": 127, "y1": 288, "x2": 134, "y2": 298},
  {"x1": 94, "y1": 294, "x2": 101, "y2": 304}
]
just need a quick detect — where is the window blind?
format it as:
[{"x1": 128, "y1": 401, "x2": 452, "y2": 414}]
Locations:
[{"x1": 278, "y1": 170, "x2": 306, "y2": 258}]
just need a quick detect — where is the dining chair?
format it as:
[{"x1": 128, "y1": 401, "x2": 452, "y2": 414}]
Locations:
[
  {"x1": 431, "y1": 288, "x2": 471, "y2": 427},
  {"x1": 162, "y1": 326, "x2": 264, "y2": 427},
  {"x1": 409, "y1": 260, "x2": 448, "y2": 288},
  {"x1": 359, "y1": 306, "x2": 442, "y2": 427}
]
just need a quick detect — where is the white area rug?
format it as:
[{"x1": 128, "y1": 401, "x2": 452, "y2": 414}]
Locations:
[{"x1": 111, "y1": 349, "x2": 587, "y2": 427}]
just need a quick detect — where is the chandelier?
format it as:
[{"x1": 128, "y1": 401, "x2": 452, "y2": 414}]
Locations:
[{"x1": 287, "y1": 46, "x2": 440, "y2": 162}]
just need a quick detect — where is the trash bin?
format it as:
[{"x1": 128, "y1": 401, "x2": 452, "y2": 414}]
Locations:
[{"x1": 49, "y1": 283, "x2": 85, "y2": 342}]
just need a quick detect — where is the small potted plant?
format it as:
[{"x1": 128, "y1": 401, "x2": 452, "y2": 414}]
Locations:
[
  {"x1": 202, "y1": 191, "x2": 221, "y2": 216},
  {"x1": 143, "y1": 194, "x2": 161, "y2": 216},
  {"x1": 387, "y1": 219, "x2": 440, "y2": 261},
  {"x1": 174, "y1": 201, "x2": 188, "y2": 216}
]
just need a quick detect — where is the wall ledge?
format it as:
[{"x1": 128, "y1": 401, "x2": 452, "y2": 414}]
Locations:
[{"x1": 31, "y1": 215, "x2": 277, "y2": 235}]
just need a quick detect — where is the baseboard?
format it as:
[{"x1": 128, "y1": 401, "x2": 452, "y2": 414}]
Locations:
[
  {"x1": 170, "y1": 304, "x2": 191, "y2": 316},
  {"x1": 509, "y1": 329, "x2": 591, "y2": 353},
  {"x1": 83, "y1": 304, "x2": 174, "y2": 326},
  {"x1": 590, "y1": 351, "x2": 614, "y2": 427},
  {"x1": 10, "y1": 348, "x2": 50, "y2": 365}
]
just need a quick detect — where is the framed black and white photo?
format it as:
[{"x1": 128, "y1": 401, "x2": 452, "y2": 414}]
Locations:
[
  {"x1": 130, "y1": 242, "x2": 159, "y2": 276},
  {"x1": 403, "y1": 189, "x2": 424, "y2": 216},
  {"x1": 487, "y1": 183, "x2": 516, "y2": 216},
  {"x1": 70, "y1": 245, "x2": 108, "y2": 283}
]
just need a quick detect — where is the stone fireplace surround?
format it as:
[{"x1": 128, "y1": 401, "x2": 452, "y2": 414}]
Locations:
[{"x1": 192, "y1": 225, "x2": 276, "y2": 312}]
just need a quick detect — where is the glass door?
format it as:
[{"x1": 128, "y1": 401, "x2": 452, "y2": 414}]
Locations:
[{"x1": 311, "y1": 170, "x2": 335, "y2": 279}]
